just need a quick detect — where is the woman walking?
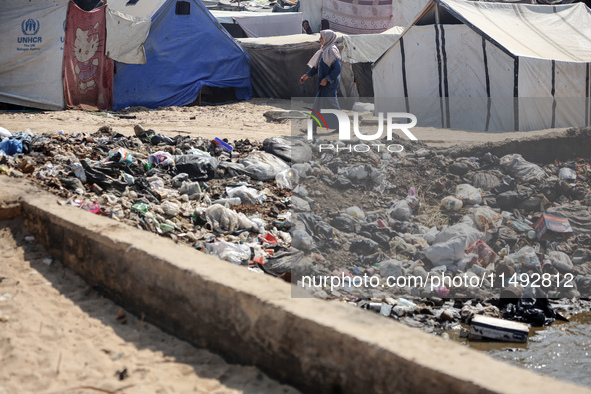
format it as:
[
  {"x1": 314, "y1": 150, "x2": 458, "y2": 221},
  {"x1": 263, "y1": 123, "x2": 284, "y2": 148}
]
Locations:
[{"x1": 299, "y1": 29, "x2": 341, "y2": 130}]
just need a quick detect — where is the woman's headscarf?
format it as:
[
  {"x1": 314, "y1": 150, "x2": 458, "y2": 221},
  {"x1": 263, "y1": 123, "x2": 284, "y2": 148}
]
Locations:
[
  {"x1": 302, "y1": 20, "x2": 313, "y2": 34},
  {"x1": 307, "y1": 30, "x2": 341, "y2": 69}
]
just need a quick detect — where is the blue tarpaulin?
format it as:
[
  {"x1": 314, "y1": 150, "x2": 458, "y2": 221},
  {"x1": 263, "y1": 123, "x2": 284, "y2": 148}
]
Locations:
[
  {"x1": 0, "y1": 139, "x2": 22, "y2": 156},
  {"x1": 113, "y1": 0, "x2": 252, "y2": 110}
]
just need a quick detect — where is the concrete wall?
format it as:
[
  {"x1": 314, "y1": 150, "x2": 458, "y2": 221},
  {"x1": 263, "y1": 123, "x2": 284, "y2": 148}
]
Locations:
[{"x1": 0, "y1": 177, "x2": 589, "y2": 394}]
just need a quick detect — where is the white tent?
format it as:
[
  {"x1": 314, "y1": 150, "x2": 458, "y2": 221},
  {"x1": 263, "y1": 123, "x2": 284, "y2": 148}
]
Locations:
[
  {"x1": 373, "y1": 0, "x2": 591, "y2": 131},
  {"x1": 391, "y1": 0, "x2": 430, "y2": 30},
  {"x1": 0, "y1": 0, "x2": 69, "y2": 110},
  {"x1": 210, "y1": 10, "x2": 303, "y2": 37},
  {"x1": 238, "y1": 27, "x2": 402, "y2": 99}
]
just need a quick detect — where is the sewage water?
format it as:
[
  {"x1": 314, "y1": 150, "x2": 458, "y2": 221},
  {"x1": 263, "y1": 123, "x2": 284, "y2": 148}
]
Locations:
[{"x1": 450, "y1": 313, "x2": 591, "y2": 388}]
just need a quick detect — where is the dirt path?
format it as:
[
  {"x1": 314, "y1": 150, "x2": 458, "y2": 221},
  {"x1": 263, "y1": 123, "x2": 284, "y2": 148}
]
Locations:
[
  {"x1": 0, "y1": 99, "x2": 567, "y2": 147},
  {"x1": 0, "y1": 217, "x2": 298, "y2": 394}
]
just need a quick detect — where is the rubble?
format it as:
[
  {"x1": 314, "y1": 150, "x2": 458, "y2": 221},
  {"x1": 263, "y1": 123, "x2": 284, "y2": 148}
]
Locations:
[{"x1": 2, "y1": 122, "x2": 591, "y2": 339}]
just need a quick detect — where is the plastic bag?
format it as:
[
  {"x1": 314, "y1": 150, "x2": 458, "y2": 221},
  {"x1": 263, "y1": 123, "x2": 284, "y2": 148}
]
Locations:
[
  {"x1": 379, "y1": 259, "x2": 404, "y2": 278},
  {"x1": 226, "y1": 185, "x2": 266, "y2": 205},
  {"x1": 204, "y1": 204, "x2": 254, "y2": 233},
  {"x1": 559, "y1": 167, "x2": 577, "y2": 181},
  {"x1": 239, "y1": 151, "x2": 290, "y2": 181},
  {"x1": 500, "y1": 154, "x2": 546, "y2": 182},
  {"x1": 0, "y1": 139, "x2": 22, "y2": 156},
  {"x1": 441, "y1": 196, "x2": 463, "y2": 211},
  {"x1": 346, "y1": 206, "x2": 365, "y2": 219},
  {"x1": 291, "y1": 196, "x2": 311, "y2": 212},
  {"x1": 179, "y1": 181, "x2": 202, "y2": 196},
  {"x1": 70, "y1": 162, "x2": 87, "y2": 183},
  {"x1": 263, "y1": 137, "x2": 313, "y2": 163},
  {"x1": 0, "y1": 127, "x2": 12, "y2": 139},
  {"x1": 505, "y1": 246, "x2": 541, "y2": 268},
  {"x1": 275, "y1": 168, "x2": 300, "y2": 189},
  {"x1": 434, "y1": 223, "x2": 484, "y2": 248},
  {"x1": 173, "y1": 154, "x2": 218, "y2": 181},
  {"x1": 292, "y1": 229, "x2": 316, "y2": 251},
  {"x1": 388, "y1": 200, "x2": 413, "y2": 221},
  {"x1": 455, "y1": 184, "x2": 482, "y2": 205},
  {"x1": 172, "y1": 173, "x2": 190, "y2": 188},
  {"x1": 508, "y1": 219, "x2": 533, "y2": 233},
  {"x1": 472, "y1": 206, "x2": 503, "y2": 231},
  {"x1": 147, "y1": 176, "x2": 165, "y2": 191},
  {"x1": 292, "y1": 163, "x2": 312, "y2": 179},
  {"x1": 149, "y1": 134, "x2": 176, "y2": 145},
  {"x1": 545, "y1": 251, "x2": 573, "y2": 273},
  {"x1": 423, "y1": 226, "x2": 440, "y2": 245},
  {"x1": 148, "y1": 151, "x2": 174, "y2": 167},
  {"x1": 343, "y1": 165, "x2": 383, "y2": 182},
  {"x1": 405, "y1": 195, "x2": 421, "y2": 209},
  {"x1": 471, "y1": 171, "x2": 499, "y2": 191},
  {"x1": 425, "y1": 237, "x2": 466, "y2": 266},
  {"x1": 103, "y1": 147, "x2": 133, "y2": 164},
  {"x1": 161, "y1": 201, "x2": 180, "y2": 217},
  {"x1": 206, "y1": 241, "x2": 251, "y2": 265}
]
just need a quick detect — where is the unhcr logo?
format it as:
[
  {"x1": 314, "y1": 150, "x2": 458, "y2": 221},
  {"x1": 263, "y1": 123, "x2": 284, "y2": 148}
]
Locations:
[
  {"x1": 21, "y1": 19, "x2": 40, "y2": 35},
  {"x1": 304, "y1": 109, "x2": 418, "y2": 153}
]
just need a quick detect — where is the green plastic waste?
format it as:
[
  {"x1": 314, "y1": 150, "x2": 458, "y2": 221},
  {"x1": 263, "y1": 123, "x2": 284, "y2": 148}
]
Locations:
[
  {"x1": 131, "y1": 202, "x2": 150, "y2": 214},
  {"x1": 159, "y1": 223, "x2": 174, "y2": 232}
]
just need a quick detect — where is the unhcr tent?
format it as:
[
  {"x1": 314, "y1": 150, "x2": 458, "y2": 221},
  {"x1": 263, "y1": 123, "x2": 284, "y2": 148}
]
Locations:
[
  {"x1": 238, "y1": 27, "x2": 402, "y2": 100},
  {"x1": 0, "y1": 0, "x2": 69, "y2": 110},
  {"x1": 109, "y1": 0, "x2": 252, "y2": 110},
  {"x1": 373, "y1": 0, "x2": 591, "y2": 131},
  {"x1": 0, "y1": 0, "x2": 251, "y2": 110}
]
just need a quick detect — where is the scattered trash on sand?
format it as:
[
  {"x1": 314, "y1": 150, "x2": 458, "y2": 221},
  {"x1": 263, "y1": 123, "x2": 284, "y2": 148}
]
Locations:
[{"x1": 2, "y1": 122, "x2": 591, "y2": 337}]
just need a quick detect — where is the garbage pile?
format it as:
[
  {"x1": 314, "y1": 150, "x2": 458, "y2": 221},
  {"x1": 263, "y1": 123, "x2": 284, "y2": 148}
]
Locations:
[
  {"x1": 290, "y1": 132, "x2": 591, "y2": 333},
  {"x1": 0, "y1": 125, "x2": 298, "y2": 273},
  {"x1": 2, "y1": 122, "x2": 591, "y2": 334}
]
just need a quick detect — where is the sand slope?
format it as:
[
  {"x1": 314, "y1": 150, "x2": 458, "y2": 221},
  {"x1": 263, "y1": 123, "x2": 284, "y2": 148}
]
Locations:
[{"x1": 0, "y1": 218, "x2": 298, "y2": 394}]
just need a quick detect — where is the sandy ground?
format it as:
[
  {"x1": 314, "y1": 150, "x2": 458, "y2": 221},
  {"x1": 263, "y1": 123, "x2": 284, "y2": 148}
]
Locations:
[
  {"x1": 0, "y1": 217, "x2": 299, "y2": 394},
  {"x1": 0, "y1": 98, "x2": 568, "y2": 147}
]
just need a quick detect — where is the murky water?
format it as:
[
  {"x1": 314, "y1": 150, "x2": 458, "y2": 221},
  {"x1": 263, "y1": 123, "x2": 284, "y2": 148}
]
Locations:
[{"x1": 450, "y1": 313, "x2": 591, "y2": 388}]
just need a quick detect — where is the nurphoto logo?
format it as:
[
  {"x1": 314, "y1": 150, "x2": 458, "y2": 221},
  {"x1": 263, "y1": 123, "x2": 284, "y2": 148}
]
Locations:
[{"x1": 304, "y1": 109, "x2": 418, "y2": 153}]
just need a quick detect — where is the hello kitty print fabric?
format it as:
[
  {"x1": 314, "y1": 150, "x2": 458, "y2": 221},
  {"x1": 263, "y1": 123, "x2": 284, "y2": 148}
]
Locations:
[{"x1": 63, "y1": 2, "x2": 113, "y2": 110}]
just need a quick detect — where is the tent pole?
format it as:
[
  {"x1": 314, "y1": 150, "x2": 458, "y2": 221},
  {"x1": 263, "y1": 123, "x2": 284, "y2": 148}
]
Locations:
[{"x1": 435, "y1": 4, "x2": 440, "y2": 25}]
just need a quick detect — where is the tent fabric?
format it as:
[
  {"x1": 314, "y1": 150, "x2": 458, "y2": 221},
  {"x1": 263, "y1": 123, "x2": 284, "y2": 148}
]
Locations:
[
  {"x1": 111, "y1": 0, "x2": 252, "y2": 110},
  {"x1": 322, "y1": 0, "x2": 394, "y2": 34},
  {"x1": 239, "y1": 29, "x2": 401, "y2": 99},
  {"x1": 391, "y1": 0, "x2": 430, "y2": 30},
  {"x1": 210, "y1": 11, "x2": 303, "y2": 37},
  {"x1": 105, "y1": 8, "x2": 151, "y2": 64},
  {"x1": 63, "y1": 2, "x2": 113, "y2": 110},
  {"x1": 440, "y1": 0, "x2": 591, "y2": 62},
  {"x1": 105, "y1": 0, "x2": 168, "y2": 18},
  {"x1": 471, "y1": 0, "x2": 575, "y2": 4},
  {"x1": 232, "y1": 13, "x2": 301, "y2": 38},
  {"x1": 373, "y1": 0, "x2": 591, "y2": 132},
  {"x1": 239, "y1": 34, "x2": 321, "y2": 98},
  {"x1": 340, "y1": 26, "x2": 403, "y2": 63},
  {"x1": 0, "y1": 0, "x2": 69, "y2": 110}
]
